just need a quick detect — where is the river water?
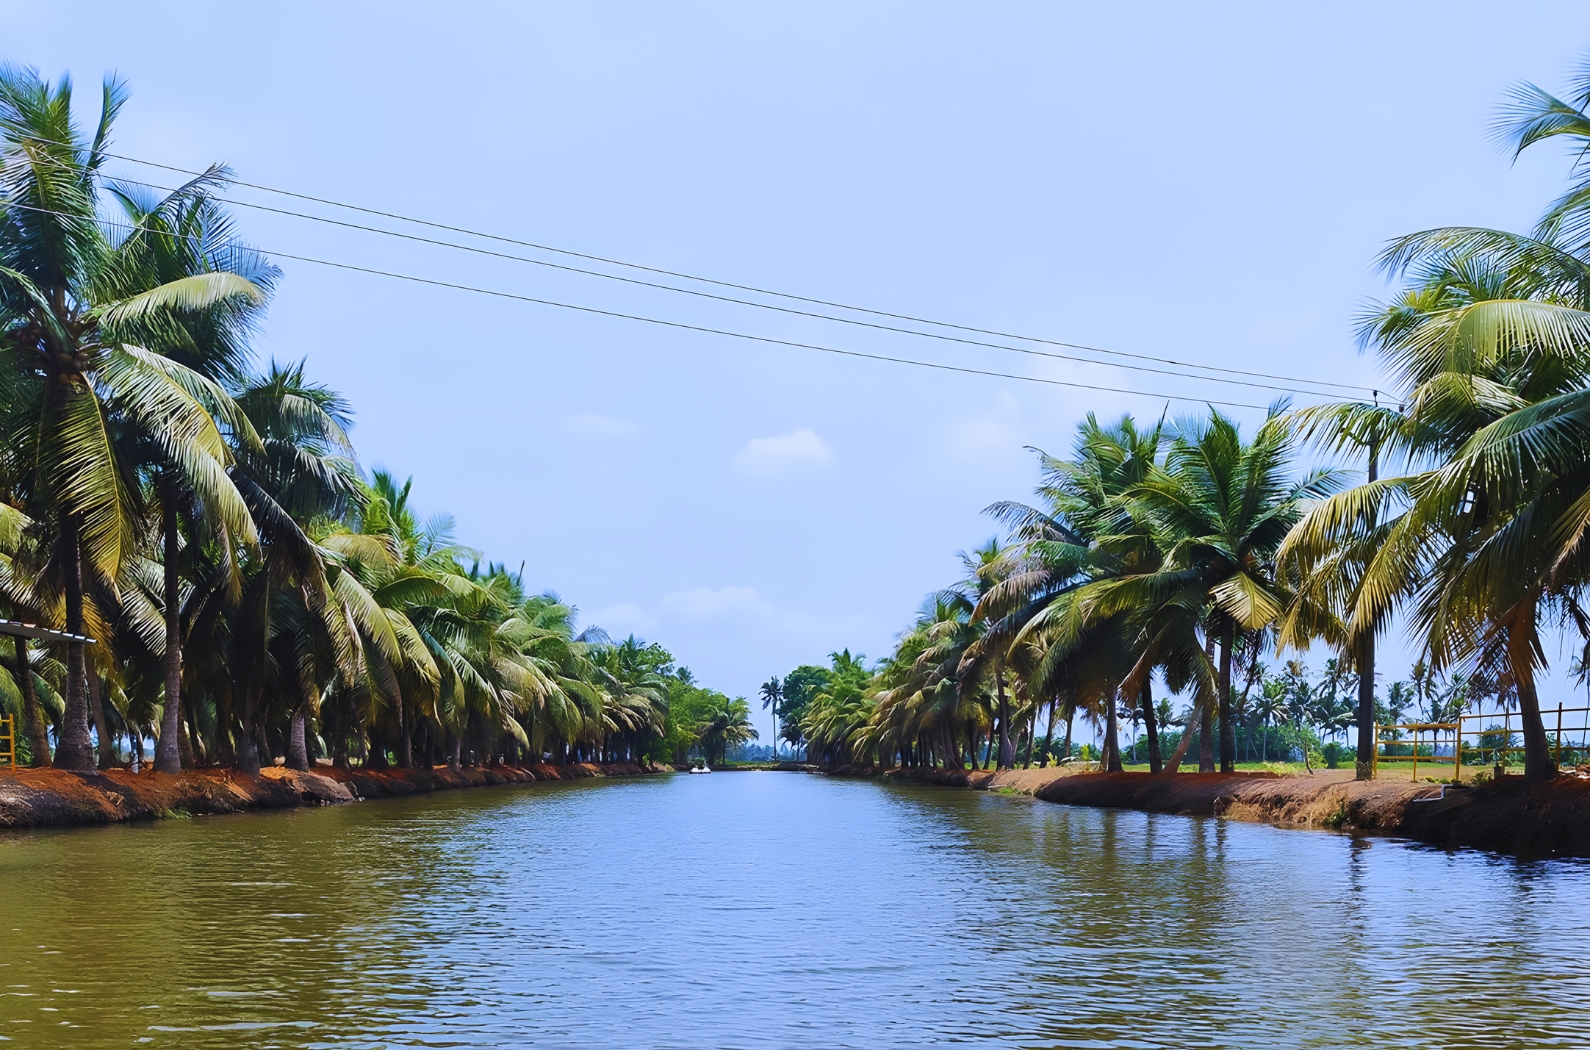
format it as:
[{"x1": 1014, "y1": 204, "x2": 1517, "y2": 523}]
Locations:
[{"x1": 2, "y1": 772, "x2": 1588, "y2": 1049}]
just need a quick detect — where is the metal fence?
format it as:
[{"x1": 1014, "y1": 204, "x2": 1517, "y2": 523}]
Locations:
[{"x1": 1374, "y1": 704, "x2": 1590, "y2": 782}]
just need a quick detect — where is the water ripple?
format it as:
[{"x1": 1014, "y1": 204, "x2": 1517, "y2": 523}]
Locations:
[{"x1": 1, "y1": 774, "x2": 1587, "y2": 1048}]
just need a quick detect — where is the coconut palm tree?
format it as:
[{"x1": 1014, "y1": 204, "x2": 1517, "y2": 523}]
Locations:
[
  {"x1": 106, "y1": 183, "x2": 275, "y2": 773},
  {"x1": 0, "y1": 67, "x2": 263, "y2": 768},
  {"x1": 698, "y1": 696, "x2": 757, "y2": 765},
  {"x1": 1081, "y1": 410, "x2": 1337, "y2": 772},
  {"x1": 974, "y1": 415, "x2": 1179, "y2": 772},
  {"x1": 759, "y1": 676, "x2": 782, "y2": 760},
  {"x1": 1279, "y1": 79, "x2": 1590, "y2": 780}
]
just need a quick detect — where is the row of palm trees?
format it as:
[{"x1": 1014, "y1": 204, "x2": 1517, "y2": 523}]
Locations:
[
  {"x1": 777, "y1": 58, "x2": 1590, "y2": 784},
  {"x1": 0, "y1": 67, "x2": 738, "y2": 775}
]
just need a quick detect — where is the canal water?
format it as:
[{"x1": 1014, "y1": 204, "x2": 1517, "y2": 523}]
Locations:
[{"x1": 1, "y1": 772, "x2": 1587, "y2": 1048}]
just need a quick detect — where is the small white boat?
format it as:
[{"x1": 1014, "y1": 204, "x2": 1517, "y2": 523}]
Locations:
[{"x1": 688, "y1": 762, "x2": 712, "y2": 774}]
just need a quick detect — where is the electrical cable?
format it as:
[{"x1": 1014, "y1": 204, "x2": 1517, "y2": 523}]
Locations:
[
  {"x1": 5, "y1": 135, "x2": 1381, "y2": 396},
  {"x1": 78, "y1": 167, "x2": 1344, "y2": 398},
  {"x1": 1, "y1": 198, "x2": 1278, "y2": 409}
]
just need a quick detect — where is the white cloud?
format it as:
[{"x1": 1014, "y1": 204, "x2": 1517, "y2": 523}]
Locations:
[
  {"x1": 658, "y1": 586, "x2": 775, "y2": 621},
  {"x1": 585, "y1": 602, "x2": 655, "y2": 637},
  {"x1": 566, "y1": 413, "x2": 640, "y2": 437},
  {"x1": 734, "y1": 428, "x2": 832, "y2": 474},
  {"x1": 586, "y1": 587, "x2": 780, "y2": 639},
  {"x1": 945, "y1": 391, "x2": 1022, "y2": 462}
]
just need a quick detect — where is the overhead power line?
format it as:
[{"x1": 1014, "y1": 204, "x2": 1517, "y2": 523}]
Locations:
[
  {"x1": 79, "y1": 168, "x2": 1343, "y2": 398},
  {"x1": 9, "y1": 135, "x2": 1379, "y2": 397},
  {"x1": 2, "y1": 198, "x2": 1275, "y2": 409}
]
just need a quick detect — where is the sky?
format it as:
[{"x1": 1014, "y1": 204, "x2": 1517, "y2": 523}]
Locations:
[{"x1": 8, "y1": 2, "x2": 1590, "y2": 742}]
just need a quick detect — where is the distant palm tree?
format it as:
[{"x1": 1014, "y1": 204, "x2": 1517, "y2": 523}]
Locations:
[
  {"x1": 759, "y1": 676, "x2": 782, "y2": 760},
  {"x1": 698, "y1": 696, "x2": 757, "y2": 765}
]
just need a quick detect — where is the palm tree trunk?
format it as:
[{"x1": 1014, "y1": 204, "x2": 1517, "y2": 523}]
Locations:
[
  {"x1": 1198, "y1": 632, "x2": 1216, "y2": 772},
  {"x1": 235, "y1": 686, "x2": 262, "y2": 775},
  {"x1": 1198, "y1": 699, "x2": 1216, "y2": 772},
  {"x1": 214, "y1": 683, "x2": 237, "y2": 766},
  {"x1": 1510, "y1": 614, "x2": 1557, "y2": 782},
  {"x1": 1038, "y1": 697, "x2": 1057, "y2": 767},
  {"x1": 332, "y1": 708, "x2": 350, "y2": 770},
  {"x1": 87, "y1": 667, "x2": 116, "y2": 770},
  {"x1": 53, "y1": 511, "x2": 95, "y2": 771},
  {"x1": 1062, "y1": 707, "x2": 1074, "y2": 761},
  {"x1": 1355, "y1": 631, "x2": 1376, "y2": 781},
  {"x1": 1218, "y1": 622, "x2": 1236, "y2": 773},
  {"x1": 285, "y1": 706, "x2": 310, "y2": 771},
  {"x1": 996, "y1": 670, "x2": 1015, "y2": 769},
  {"x1": 1104, "y1": 693, "x2": 1122, "y2": 772},
  {"x1": 1166, "y1": 692, "x2": 1206, "y2": 774},
  {"x1": 156, "y1": 487, "x2": 183, "y2": 774},
  {"x1": 1141, "y1": 679, "x2": 1162, "y2": 774},
  {"x1": 182, "y1": 693, "x2": 203, "y2": 766},
  {"x1": 1356, "y1": 442, "x2": 1378, "y2": 781},
  {"x1": 393, "y1": 686, "x2": 412, "y2": 769},
  {"x1": 12, "y1": 637, "x2": 50, "y2": 767}
]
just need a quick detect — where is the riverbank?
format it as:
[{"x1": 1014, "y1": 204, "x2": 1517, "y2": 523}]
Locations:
[
  {"x1": 0, "y1": 761, "x2": 666, "y2": 830},
  {"x1": 818, "y1": 764, "x2": 1590, "y2": 857}
]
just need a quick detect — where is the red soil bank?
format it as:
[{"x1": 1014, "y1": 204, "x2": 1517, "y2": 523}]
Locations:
[
  {"x1": 1030, "y1": 769, "x2": 1590, "y2": 855},
  {"x1": 821, "y1": 764, "x2": 1590, "y2": 858},
  {"x1": 0, "y1": 761, "x2": 664, "y2": 830}
]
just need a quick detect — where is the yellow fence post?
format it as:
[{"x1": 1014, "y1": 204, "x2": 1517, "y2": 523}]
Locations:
[
  {"x1": 0, "y1": 714, "x2": 14, "y2": 767},
  {"x1": 1372, "y1": 721, "x2": 1378, "y2": 778},
  {"x1": 1454, "y1": 715, "x2": 1463, "y2": 785},
  {"x1": 1411, "y1": 725, "x2": 1419, "y2": 782}
]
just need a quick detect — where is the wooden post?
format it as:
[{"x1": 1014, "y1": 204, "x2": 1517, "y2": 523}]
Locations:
[{"x1": 1556, "y1": 704, "x2": 1563, "y2": 768}]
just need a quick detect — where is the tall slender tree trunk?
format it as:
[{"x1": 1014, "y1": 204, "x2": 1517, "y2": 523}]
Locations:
[
  {"x1": 234, "y1": 687, "x2": 262, "y2": 775},
  {"x1": 332, "y1": 719, "x2": 350, "y2": 770},
  {"x1": 1168, "y1": 691, "x2": 1206, "y2": 774},
  {"x1": 393, "y1": 687, "x2": 412, "y2": 769},
  {"x1": 1355, "y1": 632, "x2": 1376, "y2": 781},
  {"x1": 214, "y1": 684, "x2": 237, "y2": 766},
  {"x1": 1104, "y1": 692, "x2": 1122, "y2": 772},
  {"x1": 1141, "y1": 679, "x2": 1162, "y2": 774},
  {"x1": 1062, "y1": 707, "x2": 1074, "y2": 761},
  {"x1": 156, "y1": 487, "x2": 183, "y2": 774},
  {"x1": 53, "y1": 512, "x2": 95, "y2": 770},
  {"x1": 1356, "y1": 443, "x2": 1378, "y2": 781},
  {"x1": 13, "y1": 637, "x2": 50, "y2": 767},
  {"x1": 996, "y1": 670, "x2": 1015, "y2": 769},
  {"x1": 182, "y1": 693, "x2": 203, "y2": 766},
  {"x1": 87, "y1": 667, "x2": 116, "y2": 769},
  {"x1": 1218, "y1": 622, "x2": 1236, "y2": 773},
  {"x1": 1038, "y1": 697, "x2": 1057, "y2": 767},
  {"x1": 1511, "y1": 611, "x2": 1557, "y2": 782},
  {"x1": 285, "y1": 707, "x2": 310, "y2": 772},
  {"x1": 1198, "y1": 699, "x2": 1216, "y2": 773},
  {"x1": 1198, "y1": 632, "x2": 1216, "y2": 772}
]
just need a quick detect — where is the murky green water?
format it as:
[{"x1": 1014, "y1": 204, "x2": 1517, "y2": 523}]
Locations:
[{"x1": 1, "y1": 773, "x2": 1587, "y2": 1048}]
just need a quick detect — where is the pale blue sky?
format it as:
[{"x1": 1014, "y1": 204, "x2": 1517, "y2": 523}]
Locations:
[{"x1": 9, "y1": 2, "x2": 1590, "y2": 739}]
